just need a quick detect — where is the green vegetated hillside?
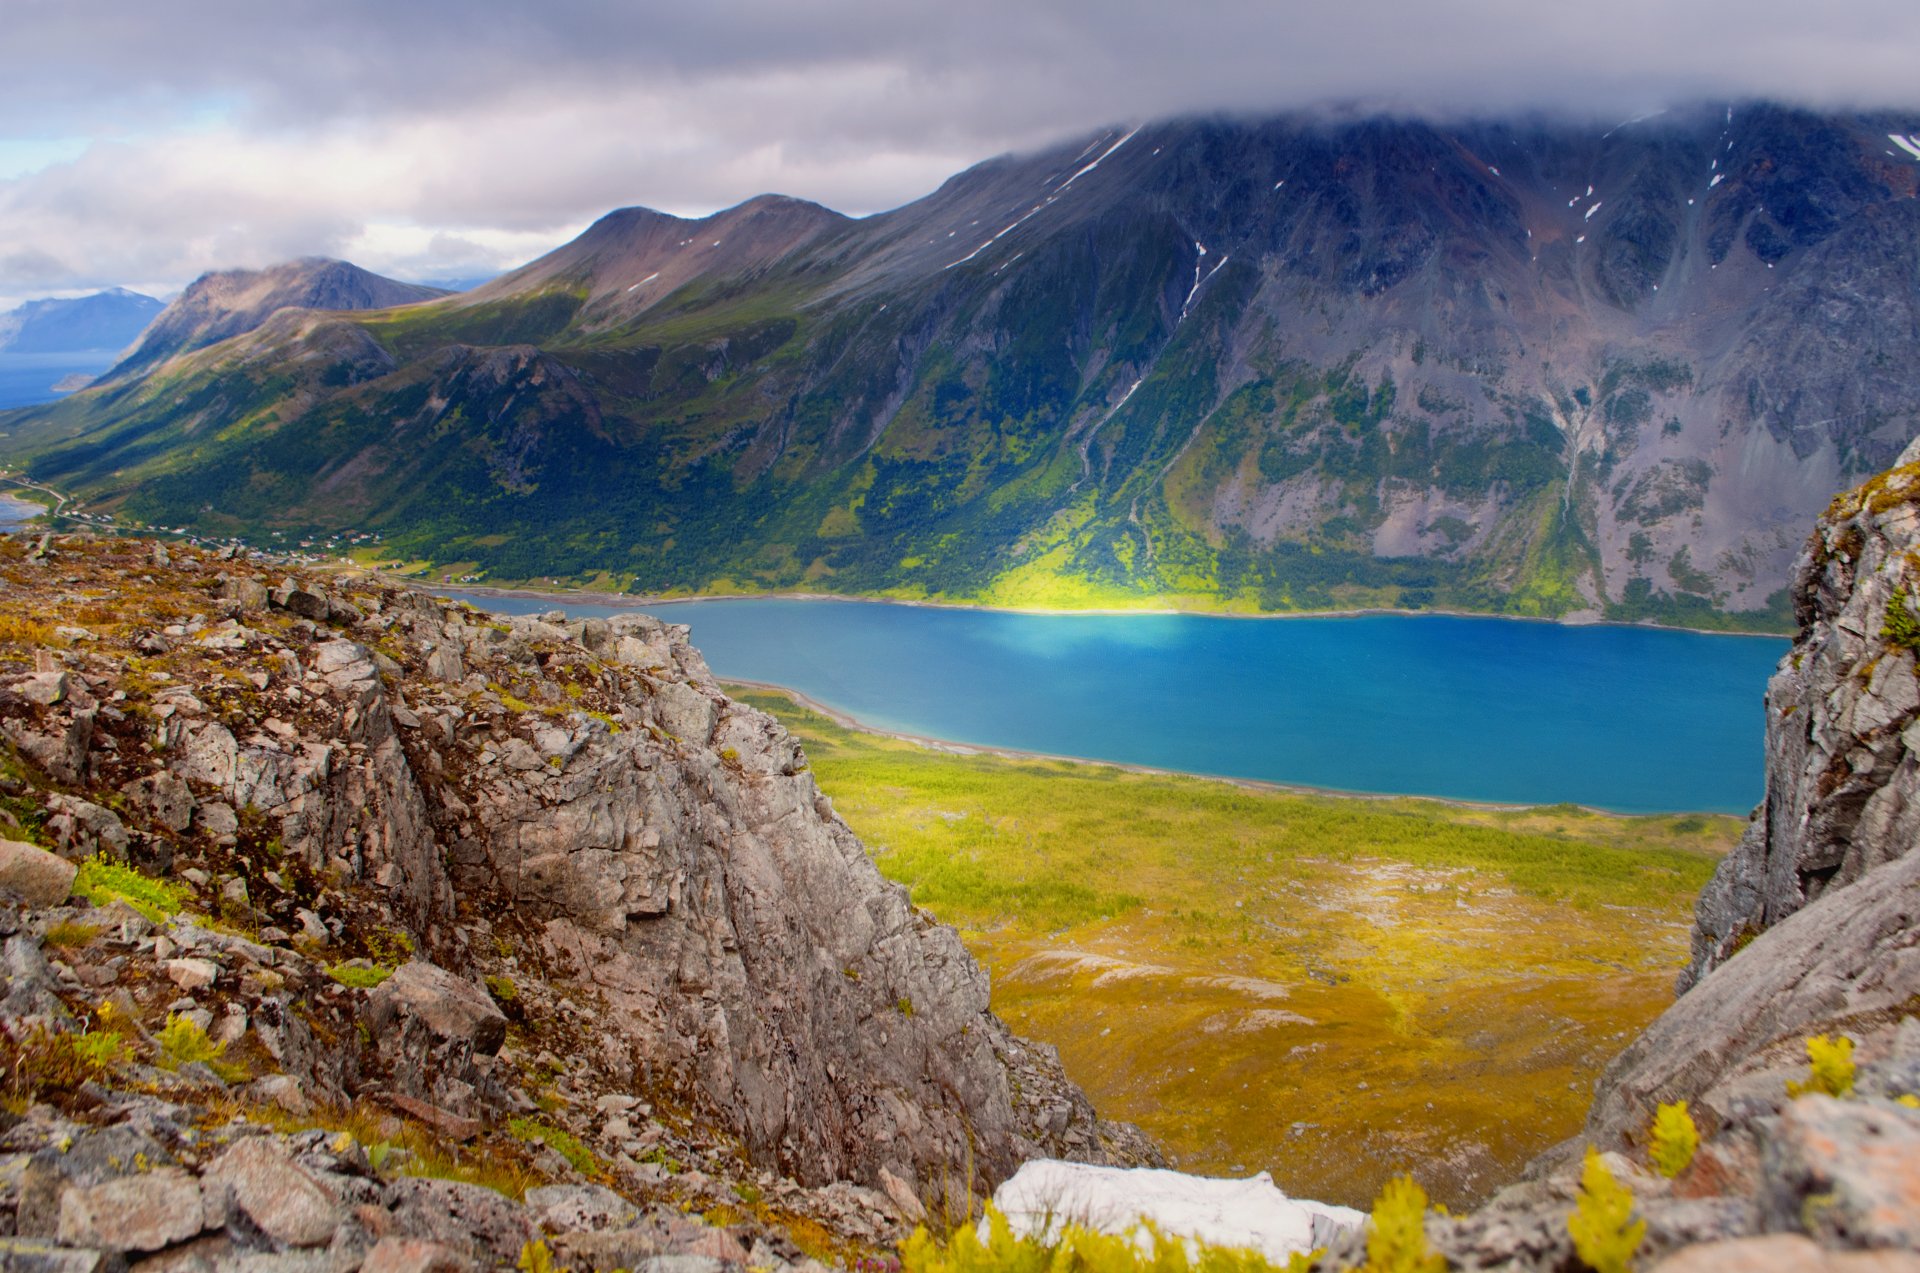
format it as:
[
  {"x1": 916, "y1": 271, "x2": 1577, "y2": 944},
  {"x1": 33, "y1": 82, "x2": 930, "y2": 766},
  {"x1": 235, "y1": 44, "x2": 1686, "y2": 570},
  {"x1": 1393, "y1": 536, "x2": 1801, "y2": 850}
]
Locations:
[
  {"x1": 8, "y1": 105, "x2": 1920, "y2": 628},
  {"x1": 736, "y1": 686, "x2": 1736, "y2": 1209}
]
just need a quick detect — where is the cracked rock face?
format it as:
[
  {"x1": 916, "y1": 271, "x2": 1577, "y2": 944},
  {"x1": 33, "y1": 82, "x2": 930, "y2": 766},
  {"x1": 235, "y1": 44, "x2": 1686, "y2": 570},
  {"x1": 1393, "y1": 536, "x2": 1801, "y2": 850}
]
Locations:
[
  {"x1": 0, "y1": 542, "x2": 1154, "y2": 1213},
  {"x1": 1682, "y1": 438, "x2": 1920, "y2": 993}
]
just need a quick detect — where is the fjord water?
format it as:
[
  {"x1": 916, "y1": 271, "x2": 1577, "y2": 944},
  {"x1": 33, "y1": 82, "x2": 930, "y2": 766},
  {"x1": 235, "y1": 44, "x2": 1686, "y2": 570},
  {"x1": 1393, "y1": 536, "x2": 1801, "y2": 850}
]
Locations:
[
  {"x1": 455, "y1": 595, "x2": 1785, "y2": 813},
  {"x1": 0, "y1": 351, "x2": 117, "y2": 410}
]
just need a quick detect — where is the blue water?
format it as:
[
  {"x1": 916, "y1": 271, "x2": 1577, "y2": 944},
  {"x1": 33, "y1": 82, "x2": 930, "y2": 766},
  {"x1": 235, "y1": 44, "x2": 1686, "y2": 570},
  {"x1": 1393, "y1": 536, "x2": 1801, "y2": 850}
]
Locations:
[
  {"x1": 0, "y1": 351, "x2": 117, "y2": 410},
  {"x1": 443, "y1": 593, "x2": 1787, "y2": 813}
]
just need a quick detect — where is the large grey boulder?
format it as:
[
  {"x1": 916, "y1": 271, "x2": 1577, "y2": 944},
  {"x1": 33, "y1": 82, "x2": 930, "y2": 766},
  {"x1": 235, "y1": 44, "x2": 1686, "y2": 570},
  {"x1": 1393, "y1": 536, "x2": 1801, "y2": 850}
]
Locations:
[
  {"x1": 201, "y1": 1135, "x2": 344, "y2": 1248},
  {"x1": 0, "y1": 839, "x2": 76, "y2": 906},
  {"x1": 365, "y1": 960, "x2": 507, "y2": 1057}
]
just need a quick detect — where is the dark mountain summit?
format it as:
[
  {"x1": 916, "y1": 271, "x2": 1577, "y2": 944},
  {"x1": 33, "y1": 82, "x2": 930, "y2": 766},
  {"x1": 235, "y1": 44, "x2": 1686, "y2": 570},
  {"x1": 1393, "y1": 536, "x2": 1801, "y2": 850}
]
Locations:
[{"x1": 5, "y1": 103, "x2": 1919, "y2": 626}]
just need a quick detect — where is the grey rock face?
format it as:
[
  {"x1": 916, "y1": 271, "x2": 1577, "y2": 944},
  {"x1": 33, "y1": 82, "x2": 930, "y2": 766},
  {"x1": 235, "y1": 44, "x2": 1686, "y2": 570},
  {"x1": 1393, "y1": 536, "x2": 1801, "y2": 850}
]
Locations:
[
  {"x1": 1682, "y1": 459, "x2": 1920, "y2": 991},
  {"x1": 437, "y1": 608, "x2": 1156, "y2": 1194}
]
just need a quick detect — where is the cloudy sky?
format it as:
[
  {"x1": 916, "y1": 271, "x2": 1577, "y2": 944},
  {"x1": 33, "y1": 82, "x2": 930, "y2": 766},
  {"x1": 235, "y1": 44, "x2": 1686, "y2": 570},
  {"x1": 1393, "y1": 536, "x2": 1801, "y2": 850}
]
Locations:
[{"x1": 3, "y1": 0, "x2": 1918, "y2": 308}]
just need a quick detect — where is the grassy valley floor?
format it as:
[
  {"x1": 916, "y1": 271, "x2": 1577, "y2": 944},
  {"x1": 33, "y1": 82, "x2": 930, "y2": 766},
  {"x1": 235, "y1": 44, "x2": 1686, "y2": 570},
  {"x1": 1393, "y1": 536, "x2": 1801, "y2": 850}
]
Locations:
[{"x1": 732, "y1": 688, "x2": 1737, "y2": 1213}]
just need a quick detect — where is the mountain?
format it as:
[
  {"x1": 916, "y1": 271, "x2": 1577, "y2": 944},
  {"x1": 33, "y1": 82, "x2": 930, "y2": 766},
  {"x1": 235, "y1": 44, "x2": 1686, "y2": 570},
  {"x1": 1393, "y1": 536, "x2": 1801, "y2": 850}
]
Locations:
[
  {"x1": 100, "y1": 257, "x2": 447, "y2": 379},
  {"x1": 6, "y1": 103, "x2": 1920, "y2": 627},
  {"x1": 0, "y1": 287, "x2": 162, "y2": 355}
]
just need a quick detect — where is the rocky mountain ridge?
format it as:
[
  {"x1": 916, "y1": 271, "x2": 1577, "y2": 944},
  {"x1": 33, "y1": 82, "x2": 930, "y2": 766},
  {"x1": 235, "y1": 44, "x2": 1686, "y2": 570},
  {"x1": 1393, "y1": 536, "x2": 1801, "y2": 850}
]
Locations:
[
  {"x1": 100, "y1": 259, "x2": 445, "y2": 381},
  {"x1": 0, "y1": 533, "x2": 1152, "y2": 1270},
  {"x1": 4, "y1": 103, "x2": 1920, "y2": 626}
]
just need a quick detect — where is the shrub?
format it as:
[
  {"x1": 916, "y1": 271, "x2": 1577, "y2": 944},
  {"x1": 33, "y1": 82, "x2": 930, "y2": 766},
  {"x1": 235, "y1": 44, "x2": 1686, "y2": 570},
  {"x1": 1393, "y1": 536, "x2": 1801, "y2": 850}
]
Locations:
[
  {"x1": 1363, "y1": 1175, "x2": 1444, "y2": 1273},
  {"x1": 72, "y1": 856, "x2": 185, "y2": 922},
  {"x1": 899, "y1": 1204, "x2": 1314, "y2": 1273},
  {"x1": 1648, "y1": 1101, "x2": 1698, "y2": 1179},
  {"x1": 518, "y1": 1240, "x2": 568, "y2": 1273},
  {"x1": 1787, "y1": 1034, "x2": 1855, "y2": 1099},
  {"x1": 0, "y1": 1024, "x2": 128, "y2": 1110},
  {"x1": 1884, "y1": 589, "x2": 1920, "y2": 654},
  {"x1": 43, "y1": 921, "x2": 101, "y2": 947},
  {"x1": 485, "y1": 974, "x2": 517, "y2": 1002},
  {"x1": 1568, "y1": 1147, "x2": 1644, "y2": 1273},
  {"x1": 155, "y1": 1014, "x2": 247, "y2": 1082}
]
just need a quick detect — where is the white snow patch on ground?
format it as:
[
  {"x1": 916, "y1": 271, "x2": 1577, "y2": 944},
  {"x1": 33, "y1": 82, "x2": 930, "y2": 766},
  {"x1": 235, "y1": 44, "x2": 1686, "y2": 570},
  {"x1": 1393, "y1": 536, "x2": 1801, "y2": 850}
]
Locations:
[
  {"x1": 1710, "y1": 173, "x2": 1725, "y2": 187},
  {"x1": 1487, "y1": 165, "x2": 1500, "y2": 175},
  {"x1": 1575, "y1": 234, "x2": 1586, "y2": 243},
  {"x1": 1584, "y1": 201, "x2": 1603, "y2": 220},
  {"x1": 1891, "y1": 134, "x2": 1920, "y2": 161},
  {"x1": 626, "y1": 273, "x2": 660, "y2": 292},
  {"x1": 990, "y1": 1162, "x2": 1364, "y2": 1265}
]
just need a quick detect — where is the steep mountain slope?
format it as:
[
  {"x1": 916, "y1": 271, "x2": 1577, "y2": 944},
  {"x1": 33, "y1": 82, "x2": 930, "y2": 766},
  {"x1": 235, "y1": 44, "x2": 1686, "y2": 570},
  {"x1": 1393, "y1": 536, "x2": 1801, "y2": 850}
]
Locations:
[
  {"x1": 101, "y1": 258, "x2": 445, "y2": 379},
  {"x1": 6, "y1": 104, "x2": 1920, "y2": 625},
  {"x1": 0, "y1": 288, "x2": 162, "y2": 355}
]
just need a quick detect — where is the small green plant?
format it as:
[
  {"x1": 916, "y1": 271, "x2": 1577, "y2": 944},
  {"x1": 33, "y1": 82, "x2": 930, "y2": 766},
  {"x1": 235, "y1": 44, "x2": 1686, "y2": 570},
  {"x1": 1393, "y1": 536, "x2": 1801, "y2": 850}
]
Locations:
[
  {"x1": 1787, "y1": 1034, "x2": 1855, "y2": 1099},
  {"x1": 365, "y1": 926, "x2": 416, "y2": 967},
  {"x1": 485, "y1": 974, "x2": 517, "y2": 1002},
  {"x1": 70, "y1": 1029, "x2": 129, "y2": 1070},
  {"x1": 508, "y1": 1116, "x2": 596, "y2": 1175},
  {"x1": 517, "y1": 1240, "x2": 569, "y2": 1273},
  {"x1": 898, "y1": 996, "x2": 915, "y2": 1017},
  {"x1": 1362, "y1": 1174, "x2": 1444, "y2": 1273},
  {"x1": 325, "y1": 962, "x2": 395, "y2": 989},
  {"x1": 71, "y1": 856, "x2": 185, "y2": 922},
  {"x1": 1884, "y1": 589, "x2": 1920, "y2": 654},
  {"x1": 155, "y1": 1014, "x2": 247, "y2": 1082},
  {"x1": 1648, "y1": 1101, "x2": 1698, "y2": 1179},
  {"x1": 1568, "y1": 1147, "x2": 1644, "y2": 1273},
  {"x1": 733, "y1": 1180, "x2": 763, "y2": 1207}
]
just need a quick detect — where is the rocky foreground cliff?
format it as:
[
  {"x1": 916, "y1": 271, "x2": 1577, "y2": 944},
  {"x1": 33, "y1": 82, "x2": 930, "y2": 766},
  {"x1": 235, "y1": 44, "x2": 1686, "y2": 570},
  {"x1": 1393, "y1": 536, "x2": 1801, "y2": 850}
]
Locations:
[{"x1": 0, "y1": 533, "x2": 1153, "y2": 1271}]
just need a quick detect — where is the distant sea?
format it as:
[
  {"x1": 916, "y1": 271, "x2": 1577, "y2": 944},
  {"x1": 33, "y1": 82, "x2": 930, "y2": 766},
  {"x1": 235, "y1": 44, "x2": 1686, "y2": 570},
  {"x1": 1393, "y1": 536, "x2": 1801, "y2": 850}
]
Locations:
[
  {"x1": 0, "y1": 350, "x2": 118, "y2": 411},
  {"x1": 443, "y1": 593, "x2": 1787, "y2": 814}
]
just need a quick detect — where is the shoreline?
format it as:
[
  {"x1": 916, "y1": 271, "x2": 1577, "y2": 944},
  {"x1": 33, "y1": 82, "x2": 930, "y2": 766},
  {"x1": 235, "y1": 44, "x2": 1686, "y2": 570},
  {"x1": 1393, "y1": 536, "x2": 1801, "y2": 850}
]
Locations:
[
  {"x1": 720, "y1": 677, "x2": 1743, "y2": 824},
  {"x1": 402, "y1": 576, "x2": 1793, "y2": 642}
]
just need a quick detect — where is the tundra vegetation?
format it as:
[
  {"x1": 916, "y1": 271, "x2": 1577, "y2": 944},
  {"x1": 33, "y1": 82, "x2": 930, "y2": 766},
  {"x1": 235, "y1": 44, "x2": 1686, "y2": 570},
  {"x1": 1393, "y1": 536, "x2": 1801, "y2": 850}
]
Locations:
[{"x1": 738, "y1": 688, "x2": 1731, "y2": 1209}]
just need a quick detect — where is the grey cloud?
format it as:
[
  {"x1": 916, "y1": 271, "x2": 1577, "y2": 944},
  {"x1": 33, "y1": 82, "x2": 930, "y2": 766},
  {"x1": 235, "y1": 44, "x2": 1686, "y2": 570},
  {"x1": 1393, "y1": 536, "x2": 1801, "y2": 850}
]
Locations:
[{"x1": 1, "y1": 0, "x2": 1918, "y2": 296}]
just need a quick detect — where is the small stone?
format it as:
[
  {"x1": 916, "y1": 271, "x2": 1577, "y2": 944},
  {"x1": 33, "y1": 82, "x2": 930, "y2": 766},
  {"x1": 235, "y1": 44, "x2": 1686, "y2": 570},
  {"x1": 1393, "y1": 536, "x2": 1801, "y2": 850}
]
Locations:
[
  {"x1": 18, "y1": 671, "x2": 69, "y2": 706},
  {"x1": 360, "y1": 1236, "x2": 478, "y2": 1273},
  {"x1": 165, "y1": 958, "x2": 219, "y2": 991}
]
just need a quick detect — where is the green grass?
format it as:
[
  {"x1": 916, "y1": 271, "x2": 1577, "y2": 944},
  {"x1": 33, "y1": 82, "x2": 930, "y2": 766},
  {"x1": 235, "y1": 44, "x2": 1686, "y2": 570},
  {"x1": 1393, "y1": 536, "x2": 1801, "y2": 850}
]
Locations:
[
  {"x1": 507, "y1": 1116, "x2": 596, "y2": 1175},
  {"x1": 325, "y1": 962, "x2": 395, "y2": 989},
  {"x1": 734, "y1": 689, "x2": 1724, "y2": 929}
]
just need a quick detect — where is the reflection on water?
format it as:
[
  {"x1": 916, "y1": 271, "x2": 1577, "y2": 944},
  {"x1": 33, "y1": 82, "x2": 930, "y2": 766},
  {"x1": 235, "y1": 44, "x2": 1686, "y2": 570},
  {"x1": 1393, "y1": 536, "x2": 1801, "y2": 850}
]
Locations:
[
  {"x1": 0, "y1": 494, "x2": 42, "y2": 532},
  {"x1": 437, "y1": 590, "x2": 1785, "y2": 813}
]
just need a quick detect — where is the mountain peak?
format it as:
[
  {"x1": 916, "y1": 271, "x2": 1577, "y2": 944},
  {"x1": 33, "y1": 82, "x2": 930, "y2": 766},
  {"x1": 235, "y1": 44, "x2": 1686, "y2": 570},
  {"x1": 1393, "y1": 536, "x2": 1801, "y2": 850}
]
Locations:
[{"x1": 104, "y1": 258, "x2": 446, "y2": 379}]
